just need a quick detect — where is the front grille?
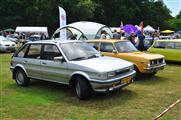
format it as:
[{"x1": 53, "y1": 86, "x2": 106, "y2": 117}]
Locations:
[
  {"x1": 115, "y1": 68, "x2": 130, "y2": 76},
  {"x1": 5, "y1": 45, "x2": 10, "y2": 46},
  {"x1": 150, "y1": 59, "x2": 163, "y2": 65}
]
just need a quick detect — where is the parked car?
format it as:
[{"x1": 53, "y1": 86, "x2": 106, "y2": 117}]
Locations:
[
  {"x1": 10, "y1": 40, "x2": 136, "y2": 99},
  {"x1": 159, "y1": 36, "x2": 172, "y2": 40},
  {"x1": 23, "y1": 34, "x2": 42, "y2": 44},
  {"x1": 0, "y1": 36, "x2": 16, "y2": 52},
  {"x1": 6, "y1": 34, "x2": 19, "y2": 43},
  {"x1": 87, "y1": 39, "x2": 166, "y2": 76},
  {"x1": 147, "y1": 39, "x2": 181, "y2": 62}
]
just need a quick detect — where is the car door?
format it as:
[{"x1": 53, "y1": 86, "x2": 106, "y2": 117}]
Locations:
[
  {"x1": 24, "y1": 44, "x2": 42, "y2": 79},
  {"x1": 40, "y1": 44, "x2": 68, "y2": 84},
  {"x1": 174, "y1": 42, "x2": 181, "y2": 61},
  {"x1": 100, "y1": 42, "x2": 117, "y2": 57}
]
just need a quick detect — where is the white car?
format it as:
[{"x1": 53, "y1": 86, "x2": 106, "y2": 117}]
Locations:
[
  {"x1": 0, "y1": 36, "x2": 16, "y2": 52},
  {"x1": 10, "y1": 40, "x2": 136, "y2": 99},
  {"x1": 6, "y1": 34, "x2": 19, "y2": 43}
]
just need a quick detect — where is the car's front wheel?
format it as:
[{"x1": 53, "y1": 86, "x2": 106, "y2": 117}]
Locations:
[
  {"x1": 147, "y1": 72, "x2": 157, "y2": 76},
  {"x1": 15, "y1": 69, "x2": 30, "y2": 86},
  {"x1": 74, "y1": 77, "x2": 90, "y2": 100}
]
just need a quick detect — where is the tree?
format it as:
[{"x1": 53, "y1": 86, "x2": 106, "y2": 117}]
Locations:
[{"x1": 176, "y1": 11, "x2": 181, "y2": 18}]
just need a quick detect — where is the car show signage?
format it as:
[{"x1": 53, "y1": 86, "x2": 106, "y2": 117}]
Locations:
[{"x1": 58, "y1": 6, "x2": 67, "y2": 40}]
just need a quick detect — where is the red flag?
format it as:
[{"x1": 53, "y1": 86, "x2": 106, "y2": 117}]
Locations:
[{"x1": 139, "y1": 21, "x2": 144, "y2": 34}]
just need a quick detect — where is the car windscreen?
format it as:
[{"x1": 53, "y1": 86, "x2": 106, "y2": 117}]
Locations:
[
  {"x1": 0, "y1": 36, "x2": 8, "y2": 41},
  {"x1": 115, "y1": 41, "x2": 138, "y2": 52},
  {"x1": 60, "y1": 42, "x2": 101, "y2": 61}
]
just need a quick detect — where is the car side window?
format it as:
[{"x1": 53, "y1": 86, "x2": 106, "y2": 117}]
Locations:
[
  {"x1": 25, "y1": 44, "x2": 41, "y2": 59},
  {"x1": 100, "y1": 43, "x2": 114, "y2": 52},
  {"x1": 153, "y1": 42, "x2": 166, "y2": 49},
  {"x1": 16, "y1": 45, "x2": 29, "y2": 58},
  {"x1": 175, "y1": 42, "x2": 181, "y2": 49},
  {"x1": 42, "y1": 44, "x2": 62, "y2": 60},
  {"x1": 88, "y1": 42, "x2": 99, "y2": 50},
  {"x1": 166, "y1": 42, "x2": 174, "y2": 49}
]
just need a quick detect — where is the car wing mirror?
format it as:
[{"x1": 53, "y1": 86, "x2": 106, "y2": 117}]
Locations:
[
  {"x1": 54, "y1": 56, "x2": 64, "y2": 62},
  {"x1": 112, "y1": 50, "x2": 117, "y2": 54}
]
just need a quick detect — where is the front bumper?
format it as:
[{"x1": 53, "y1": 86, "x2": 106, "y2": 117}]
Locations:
[
  {"x1": 0, "y1": 46, "x2": 16, "y2": 52},
  {"x1": 144, "y1": 63, "x2": 166, "y2": 73},
  {"x1": 89, "y1": 70, "x2": 136, "y2": 92}
]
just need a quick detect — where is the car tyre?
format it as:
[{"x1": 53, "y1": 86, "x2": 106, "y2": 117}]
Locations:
[
  {"x1": 147, "y1": 72, "x2": 157, "y2": 76},
  {"x1": 134, "y1": 66, "x2": 142, "y2": 79},
  {"x1": 15, "y1": 69, "x2": 30, "y2": 86},
  {"x1": 74, "y1": 77, "x2": 90, "y2": 100}
]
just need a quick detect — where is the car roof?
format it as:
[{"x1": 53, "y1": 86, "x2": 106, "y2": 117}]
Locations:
[
  {"x1": 155, "y1": 39, "x2": 181, "y2": 42},
  {"x1": 27, "y1": 39, "x2": 83, "y2": 44},
  {"x1": 87, "y1": 39, "x2": 128, "y2": 43}
]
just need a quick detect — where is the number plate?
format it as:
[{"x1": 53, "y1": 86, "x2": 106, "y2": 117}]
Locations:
[{"x1": 121, "y1": 76, "x2": 131, "y2": 84}]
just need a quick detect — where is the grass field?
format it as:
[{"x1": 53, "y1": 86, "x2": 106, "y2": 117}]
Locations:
[{"x1": 0, "y1": 53, "x2": 181, "y2": 120}]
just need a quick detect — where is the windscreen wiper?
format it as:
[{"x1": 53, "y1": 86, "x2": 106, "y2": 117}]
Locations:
[{"x1": 71, "y1": 57, "x2": 87, "y2": 61}]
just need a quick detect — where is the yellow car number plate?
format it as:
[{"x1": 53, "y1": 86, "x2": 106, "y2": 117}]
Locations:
[{"x1": 121, "y1": 76, "x2": 131, "y2": 84}]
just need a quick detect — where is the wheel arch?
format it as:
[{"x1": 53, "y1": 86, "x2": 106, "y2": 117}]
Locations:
[
  {"x1": 13, "y1": 65, "x2": 27, "y2": 79},
  {"x1": 69, "y1": 72, "x2": 92, "y2": 89}
]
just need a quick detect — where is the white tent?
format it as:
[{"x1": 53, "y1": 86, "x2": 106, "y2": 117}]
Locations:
[
  {"x1": 52, "y1": 21, "x2": 112, "y2": 40},
  {"x1": 135, "y1": 25, "x2": 140, "y2": 30},
  {"x1": 15, "y1": 26, "x2": 49, "y2": 37},
  {"x1": 144, "y1": 25, "x2": 155, "y2": 32}
]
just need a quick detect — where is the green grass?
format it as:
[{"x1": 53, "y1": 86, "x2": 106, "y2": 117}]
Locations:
[{"x1": 0, "y1": 53, "x2": 181, "y2": 120}]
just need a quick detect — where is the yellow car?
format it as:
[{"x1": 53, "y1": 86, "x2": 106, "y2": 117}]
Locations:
[{"x1": 87, "y1": 39, "x2": 166, "y2": 76}]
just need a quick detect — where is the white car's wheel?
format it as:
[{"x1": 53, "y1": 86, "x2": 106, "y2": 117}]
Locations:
[
  {"x1": 75, "y1": 77, "x2": 90, "y2": 100},
  {"x1": 15, "y1": 69, "x2": 30, "y2": 86}
]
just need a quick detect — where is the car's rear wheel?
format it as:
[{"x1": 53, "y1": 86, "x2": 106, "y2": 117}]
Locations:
[
  {"x1": 15, "y1": 69, "x2": 30, "y2": 86},
  {"x1": 74, "y1": 77, "x2": 90, "y2": 100}
]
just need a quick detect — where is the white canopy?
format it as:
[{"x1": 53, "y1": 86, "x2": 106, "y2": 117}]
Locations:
[
  {"x1": 52, "y1": 21, "x2": 112, "y2": 40},
  {"x1": 135, "y1": 25, "x2": 140, "y2": 29},
  {"x1": 15, "y1": 26, "x2": 49, "y2": 37},
  {"x1": 66, "y1": 21, "x2": 106, "y2": 35},
  {"x1": 144, "y1": 25, "x2": 155, "y2": 32}
]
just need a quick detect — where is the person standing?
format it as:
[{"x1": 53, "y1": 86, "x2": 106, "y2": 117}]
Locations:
[
  {"x1": 100, "y1": 30, "x2": 107, "y2": 39},
  {"x1": 137, "y1": 30, "x2": 145, "y2": 51},
  {"x1": 128, "y1": 32, "x2": 136, "y2": 45},
  {"x1": 113, "y1": 29, "x2": 121, "y2": 39}
]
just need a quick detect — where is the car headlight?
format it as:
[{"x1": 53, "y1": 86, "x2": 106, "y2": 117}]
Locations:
[
  {"x1": 108, "y1": 71, "x2": 116, "y2": 78},
  {"x1": 90, "y1": 73, "x2": 108, "y2": 80},
  {"x1": 147, "y1": 61, "x2": 151, "y2": 67},
  {"x1": 129, "y1": 65, "x2": 134, "y2": 71}
]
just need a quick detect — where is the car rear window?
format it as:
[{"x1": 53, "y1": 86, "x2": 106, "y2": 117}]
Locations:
[{"x1": 25, "y1": 44, "x2": 41, "y2": 59}]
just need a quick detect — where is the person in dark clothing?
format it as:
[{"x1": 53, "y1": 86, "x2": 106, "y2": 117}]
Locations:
[
  {"x1": 128, "y1": 32, "x2": 136, "y2": 45},
  {"x1": 138, "y1": 34, "x2": 145, "y2": 51},
  {"x1": 137, "y1": 30, "x2": 145, "y2": 51}
]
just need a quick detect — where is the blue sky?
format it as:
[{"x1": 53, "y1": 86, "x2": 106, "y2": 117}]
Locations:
[{"x1": 163, "y1": 0, "x2": 181, "y2": 17}]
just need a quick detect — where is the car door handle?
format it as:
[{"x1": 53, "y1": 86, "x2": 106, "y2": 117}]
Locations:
[
  {"x1": 41, "y1": 62, "x2": 47, "y2": 65},
  {"x1": 23, "y1": 60, "x2": 27, "y2": 63}
]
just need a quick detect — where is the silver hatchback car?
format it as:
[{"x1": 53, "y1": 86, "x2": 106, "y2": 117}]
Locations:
[{"x1": 10, "y1": 40, "x2": 136, "y2": 99}]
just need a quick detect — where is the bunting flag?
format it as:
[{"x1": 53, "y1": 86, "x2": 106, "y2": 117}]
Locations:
[
  {"x1": 58, "y1": 6, "x2": 67, "y2": 40},
  {"x1": 139, "y1": 21, "x2": 144, "y2": 34}
]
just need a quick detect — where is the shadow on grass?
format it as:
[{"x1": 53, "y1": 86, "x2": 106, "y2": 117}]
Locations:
[
  {"x1": 135, "y1": 75, "x2": 168, "y2": 85},
  {"x1": 165, "y1": 61, "x2": 181, "y2": 65},
  {"x1": 6, "y1": 79, "x2": 137, "y2": 109}
]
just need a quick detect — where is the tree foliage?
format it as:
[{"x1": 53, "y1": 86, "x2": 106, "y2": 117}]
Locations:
[{"x1": 0, "y1": 0, "x2": 176, "y2": 34}]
